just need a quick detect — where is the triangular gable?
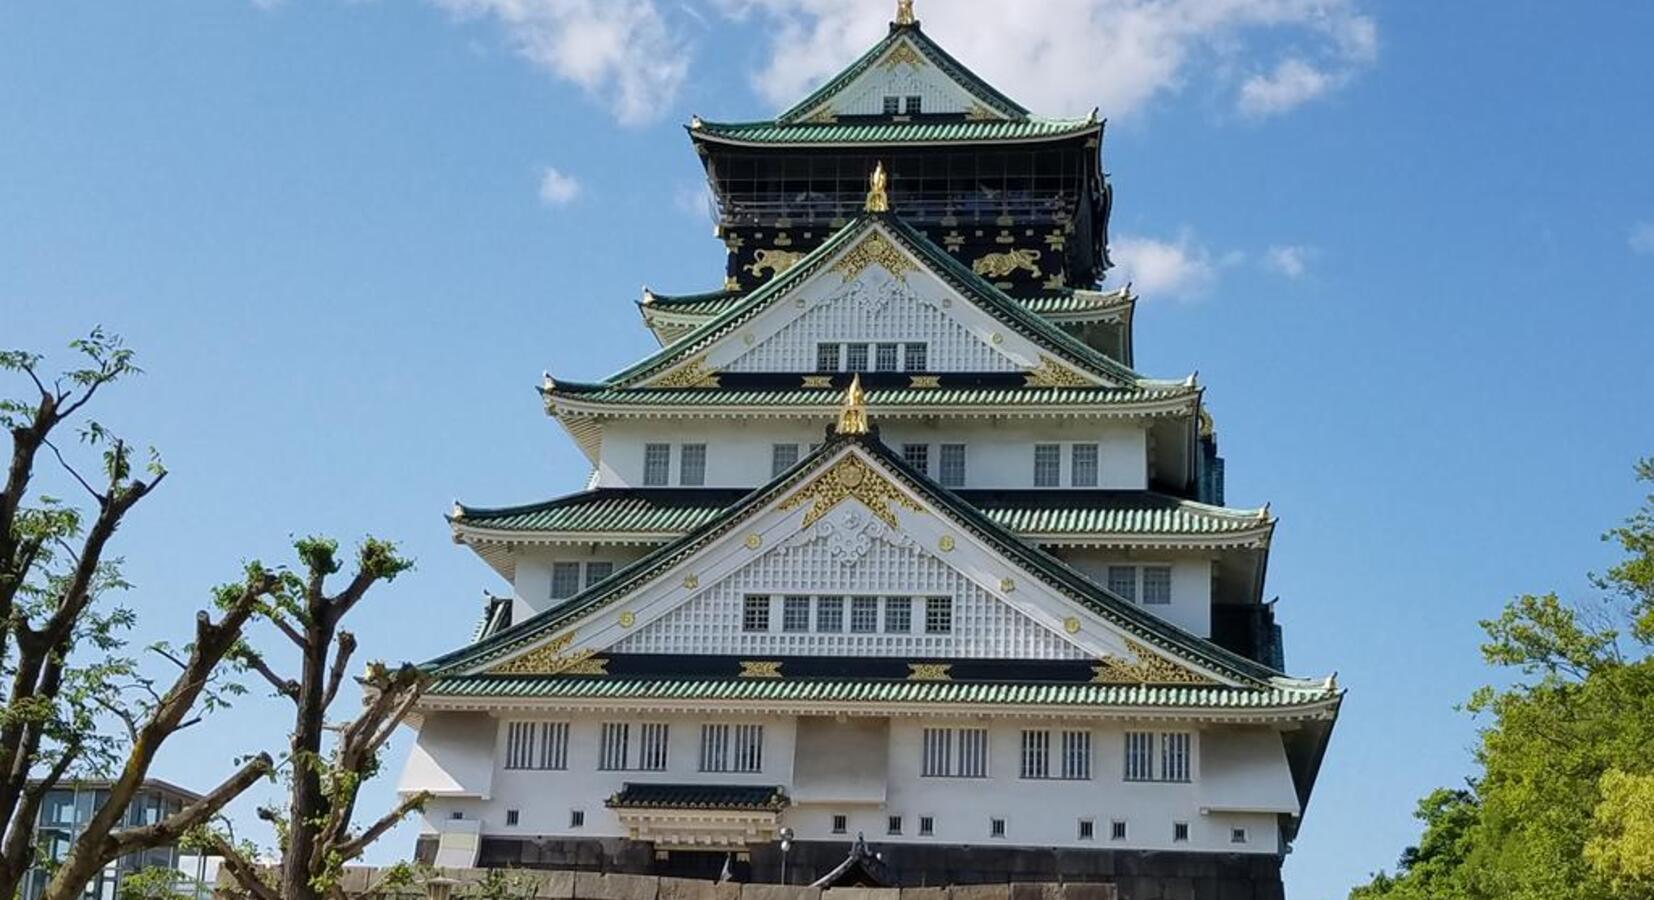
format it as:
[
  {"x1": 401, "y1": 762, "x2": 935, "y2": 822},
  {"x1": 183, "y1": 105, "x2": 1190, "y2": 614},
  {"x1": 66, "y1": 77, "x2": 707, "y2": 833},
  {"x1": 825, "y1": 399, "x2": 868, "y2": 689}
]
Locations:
[
  {"x1": 778, "y1": 23, "x2": 1029, "y2": 125},
  {"x1": 425, "y1": 431, "x2": 1286, "y2": 690},
  {"x1": 610, "y1": 216, "x2": 1141, "y2": 391}
]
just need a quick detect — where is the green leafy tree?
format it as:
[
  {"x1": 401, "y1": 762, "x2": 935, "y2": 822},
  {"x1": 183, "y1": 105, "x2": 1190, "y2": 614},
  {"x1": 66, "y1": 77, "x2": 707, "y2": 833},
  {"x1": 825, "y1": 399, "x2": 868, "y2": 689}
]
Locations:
[{"x1": 1352, "y1": 459, "x2": 1654, "y2": 899}]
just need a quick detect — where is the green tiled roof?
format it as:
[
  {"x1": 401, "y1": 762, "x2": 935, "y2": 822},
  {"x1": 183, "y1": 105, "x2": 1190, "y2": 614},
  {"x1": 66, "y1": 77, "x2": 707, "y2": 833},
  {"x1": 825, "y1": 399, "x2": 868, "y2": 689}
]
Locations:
[
  {"x1": 607, "y1": 783, "x2": 789, "y2": 811},
  {"x1": 691, "y1": 118, "x2": 1096, "y2": 147},
  {"x1": 426, "y1": 676, "x2": 1334, "y2": 711},
  {"x1": 548, "y1": 384, "x2": 1193, "y2": 411},
  {"x1": 643, "y1": 287, "x2": 1128, "y2": 320},
  {"x1": 642, "y1": 288, "x2": 743, "y2": 316},
  {"x1": 452, "y1": 489, "x2": 1269, "y2": 542}
]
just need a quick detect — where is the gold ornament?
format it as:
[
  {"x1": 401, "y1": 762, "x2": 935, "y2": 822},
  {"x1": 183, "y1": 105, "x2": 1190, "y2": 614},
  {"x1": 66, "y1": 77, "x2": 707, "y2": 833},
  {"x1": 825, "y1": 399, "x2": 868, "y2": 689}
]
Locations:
[
  {"x1": 908, "y1": 375, "x2": 941, "y2": 389},
  {"x1": 802, "y1": 375, "x2": 834, "y2": 388},
  {"x1": 744, "y1": 533, "x2": 763, "y2": 550},
  {"x1": 937, "y1": 534, "x2": 955, "y2": 552},
  {"x1": 836, "y1": 374, "x2": 869, "y2": 435},
  {"x1": 743, "y1": 248, "x2": 806, "y2": 278},
  {"x1": 894, "y1": 0, "x2": 916, "y2": 26},
  {"x1": 865, "y1": 162, "x2": 890, "y2": 213},
  {"x1": 778, "y1": 454, "x2": 923, "y2": 529},
  {"x1": 739, "y1": 661, "x2": 784, "y2": 679},
  {"x1": 488, "y1": 632, "x2": 602, "y2": 676},
  {"x1": 880, "y1": 41, "x2": 925, "y2": 71},
  {"x1": 908, "y1": 663, "x2": 952, "y2": 682},
  {"x1": 619, "y1": 611, "x2": 636, "y2": 628},
  {"x1": 650, "y1": 355, "x2": 720, "y2": 389},
  {"x1": 1023, "y1": 355, "x2": 1091, "y2": 388},
  {"x1": 972, "y1": 248, "x2": 1043, "y2": 279},
  {"x1": 802, "y1": 107, "x2": 838, "y2": 125},
  {"x1": 682, "y1": 574, "x2": 699, "y2": 589},
  {"x1": 1063, "y1": 616, "x2": 1081, "y2": 635},
  {"x1": 1090, "y1": 639, "x2": 1217, "y2": 685},
  {"x1": 964, "y1": 101, "x2": 998, "y2": 121},
  {"x1": 832, "y1": 232, "x2": 916, "y2": 282},
  {"x1": 999, "y1": 577, "x2": 1016, "y2": 593}
]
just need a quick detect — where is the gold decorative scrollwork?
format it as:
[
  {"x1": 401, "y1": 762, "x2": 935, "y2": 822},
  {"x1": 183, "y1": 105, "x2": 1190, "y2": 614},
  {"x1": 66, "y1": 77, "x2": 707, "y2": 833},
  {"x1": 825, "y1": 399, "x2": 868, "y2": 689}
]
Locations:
[
  {"x1": 907, "y1": 663, "x2": 952, "y2": 682},
  {"x1": 489, "y1": 632, "x2": 604, "y2": 676},
  {"x1": 802, "y1": 375, "x2": 834, "y2": 389},
  {"x1": 1024, "y1": 355, "x2": 1092, "y2": 388},
  {"x1": 802, "y1": 107, "x2": 838, "y2": 125},
  {"x1": 1091, "y1": 639, "x2": 1217, "y2": 685},
  {"x1": 879, "y1": 41, "x2": 925, "y2": 71},
  {"x1": 744, "y1": 248, "x2": 805, "y2": 278},
  {"x1": 964, "y1": 102, "x2": 998, "y2": 121},
  {"x1": 778, "y1": 454, "x2": 924, "y2": 529},
  {"x1": 650, "y1": 355, "x2": 720, "y2": 389},
  {"x1": 739, "y1": 661, "x2": 784, "y2": 679},
  {"x1": 908, "y1": 375, "x2": 941, "y2": 389},
  {"x1": 831, "y1": 232, "x2": 917, "y2": 282}
]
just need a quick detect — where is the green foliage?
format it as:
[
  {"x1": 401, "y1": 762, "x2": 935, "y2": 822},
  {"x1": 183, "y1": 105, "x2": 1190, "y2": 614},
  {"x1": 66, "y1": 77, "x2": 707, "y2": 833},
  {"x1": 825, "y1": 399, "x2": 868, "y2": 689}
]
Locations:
[
  {"x1": 116, "y1": 867, "x2": 198, "y2": 900},
  {"x1": 1352, "y1": 459, "x2": 1654, "y2": 900}
]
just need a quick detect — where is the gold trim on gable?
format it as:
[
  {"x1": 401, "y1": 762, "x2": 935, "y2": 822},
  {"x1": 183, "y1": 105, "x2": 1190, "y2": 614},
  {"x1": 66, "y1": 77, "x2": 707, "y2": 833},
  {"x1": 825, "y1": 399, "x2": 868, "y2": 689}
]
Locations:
[
  {"x1": 488, "y1": 632, "x2": 600, "y2": 676},
  {"x1": 879, "y1": 41, "x2": 926, "y2": 71},
  {"x1": 1091, "y1": 640, "x2": 1217, "y2": 685},
  {"x1": 832, "y1": 232, "x2": 917, "y2": 282},
  {"x1": 908, "y1": 663, "x2": 952, "y2": 681},
  {"x1": 1024, "y1": 355, "x2": 1092, "y2": 388},
  {"x1": 651, "y1": 355, "x2": 720, "y2": 389},
  {"x1": 778, "y1": 454, "x2": 924, "y2": 529},
  {"x1": 739, "y1": 661, "x2": 784, "y2": 679}
]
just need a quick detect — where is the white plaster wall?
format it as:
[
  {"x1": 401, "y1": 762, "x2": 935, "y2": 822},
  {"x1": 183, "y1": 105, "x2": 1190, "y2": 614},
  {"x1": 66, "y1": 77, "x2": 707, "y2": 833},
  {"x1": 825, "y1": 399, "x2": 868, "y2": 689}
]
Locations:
[
  {"x1": 1060, "y1": 552, "x2": 1214, "y2": 638},
  {"x1": 398, "y1": 712, "x2": 496, "y2": 798},
  {"x1": 411, "y1": 714, "x2": 1288, "y2": 856},
  {"x1": 512, "y1": 547, "x2": 652, "y2": 621},
  {"x1": 595, "y1": 419, "x2": 1148, "y2": 491}
]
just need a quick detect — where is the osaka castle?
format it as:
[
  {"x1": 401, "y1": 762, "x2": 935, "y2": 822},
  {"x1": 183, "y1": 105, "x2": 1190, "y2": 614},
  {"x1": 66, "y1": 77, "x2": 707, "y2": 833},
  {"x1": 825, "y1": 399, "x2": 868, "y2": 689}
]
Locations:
[{"x1": 400, "y1": 4, "x2": 1341, "y2": 897}]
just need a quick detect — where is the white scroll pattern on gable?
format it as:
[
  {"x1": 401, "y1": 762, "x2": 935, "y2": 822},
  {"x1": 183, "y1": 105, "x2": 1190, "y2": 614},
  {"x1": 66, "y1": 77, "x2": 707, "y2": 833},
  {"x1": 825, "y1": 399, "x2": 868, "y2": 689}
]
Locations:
[{"x1": 825, "y1": 46, "x2": 981, "y2": 117}]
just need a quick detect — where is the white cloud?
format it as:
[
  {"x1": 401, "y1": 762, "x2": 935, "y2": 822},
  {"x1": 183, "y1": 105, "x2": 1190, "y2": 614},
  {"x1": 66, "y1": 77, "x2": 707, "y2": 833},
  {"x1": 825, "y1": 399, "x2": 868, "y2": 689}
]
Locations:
[
  {"x1": 537, "y1": 166, "x2": 581, "y2": 205},
  {"x1": 1630, "y1": 222, "x2": 1654, "y2": 256},
  {"x1": 672, "y1": 182, "x2": 715, "y2": 220},
  {"x1": 1264, "y1": 244, "x2": 1312, "y2": 278},
  {"x1": 431, "y1": 0, "x2": 689, "y2": 125},
  {"x1": 1109, "y1": 231, "x2": 1220, "y2": 299},
  {"x1": 716, "y1": 0, "x2": 1376, "y2": 121}
]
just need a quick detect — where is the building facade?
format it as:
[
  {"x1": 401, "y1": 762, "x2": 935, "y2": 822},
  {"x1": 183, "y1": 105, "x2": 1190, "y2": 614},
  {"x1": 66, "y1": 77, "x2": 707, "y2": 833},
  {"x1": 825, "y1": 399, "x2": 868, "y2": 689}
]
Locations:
[
  {"x1": 23, "y1": 779, "x2": 210, "y2": 900},
  {"x1": 400, "y1": 6, "x2": 1339, "y2": 898}
]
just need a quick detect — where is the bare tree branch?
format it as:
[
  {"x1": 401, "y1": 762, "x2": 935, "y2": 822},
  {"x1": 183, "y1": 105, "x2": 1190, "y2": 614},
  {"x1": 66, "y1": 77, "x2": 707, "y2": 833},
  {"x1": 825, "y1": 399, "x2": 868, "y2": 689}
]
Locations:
[
  {"x1": 200, "y1": 833, "x2": 281, "y2": 900},
  {"x1": 321, "y1": 631, "x2": 356, "y2": 711},
  {"x1": 333, "y1": 789, "x2": 429, "y2": 863}
]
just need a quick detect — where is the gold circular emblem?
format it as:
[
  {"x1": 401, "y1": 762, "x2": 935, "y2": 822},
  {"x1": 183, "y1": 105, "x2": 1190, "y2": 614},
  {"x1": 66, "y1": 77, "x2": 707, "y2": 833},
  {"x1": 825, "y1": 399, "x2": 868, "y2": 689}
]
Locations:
[
  {"x1": 1063, "y1": 616, "x2": 1081, "y2": 635},
  {"x1": 991, "y1": 332, "x2": 1004, "y2": 345},
  {"x1": 682, "y1": 574, "x2": 699, "y2": 589},
  {"x1": 999, "y1": 577, "x2": 1016, "y2": 593},
  {"x1": 938, "y1": 535, "x2": 955, "y2": 552},
  {"x1": 836, "y1": 463, "x2": 865, "y2": 488},
  {"x1": 745, "y1": 533, "x2": 762, "y2": 549},
  {"x1": 619, "y1": 611, "x2": 636, "y2": 628}
]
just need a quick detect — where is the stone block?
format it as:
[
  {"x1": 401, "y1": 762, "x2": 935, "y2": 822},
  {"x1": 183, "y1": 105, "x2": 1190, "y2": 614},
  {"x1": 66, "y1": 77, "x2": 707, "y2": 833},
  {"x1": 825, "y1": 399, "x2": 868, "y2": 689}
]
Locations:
[
  {"x1": 1059, "y1": 881, "x2": 1117, "y2": 900},
  {"x1": 742, "y1": 883, "x2": 822, "y2": 900},
  {"x1": 900, "y1": 887, "x2": 949, "y2": 900},
  {"x1": 1010, "y1": 883, "x2": 1061, "y2": 900},
  {"x1": 950, "y1": 885, "x2": 1009, "y2": 900},
  {"x1": 575, "y1": 871, "x2": 661, "y2": 900},
  {"x1": 660, "y1": 877, "x2": 743, "y2": 900},
  {"x1": 825, "y1": 889, "x2": 900, "y2": 900},
  {"x1": 524, "y1": 869, "x2": 578, "y2": 899}
]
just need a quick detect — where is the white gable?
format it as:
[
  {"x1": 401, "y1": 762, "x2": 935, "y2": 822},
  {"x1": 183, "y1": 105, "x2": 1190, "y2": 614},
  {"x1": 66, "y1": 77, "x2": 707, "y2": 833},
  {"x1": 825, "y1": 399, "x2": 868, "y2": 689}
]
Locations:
[{"x1": 800, "y1": 38, "x2": 1001, "y2": 120}]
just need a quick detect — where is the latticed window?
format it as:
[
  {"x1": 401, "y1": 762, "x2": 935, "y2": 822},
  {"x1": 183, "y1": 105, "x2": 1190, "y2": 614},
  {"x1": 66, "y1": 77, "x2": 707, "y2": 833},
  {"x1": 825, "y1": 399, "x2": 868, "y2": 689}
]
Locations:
[
  {"x1": 845, "y1": 343, "x2": 869, "y2": 372},
  {"x1": 643, "y1": 443, "x2": 671, "y2": 486},
  {"x1": 903, "y1": 343, "x2": 927, "y2": 371},
  {"x1": 923, "y1": 727, "x2": 989, "y2": 777},
  {"x1": 884, "y1": 597, "x2": 912, "y2": 633},
  {"x1": 1107, "y1": 566, "x2": 1138, "y2": 603},
  {"x1": 1034, "y1": 444, "x2": 1062, "y2": 487},
  {"x1": 699, "y1": 724, "x2": 729, "y2": 772},
  {"x1": 816, "y1": 596, "x2": 843, "y2": 632},
  {"x1": 882, "y1": 95, "x2": 901, "y2": 115},
  {"x1": 939, "y1": 444, "x2": 966, "y2": 487},
  {"x1": 550, "y1": 563, "x2": 582, "y2": 600},
  {"x1": 733, "y1": 725, "x2": 764, "y2": 772},
  {"x1": 1124, "y1": 731, "x2": 1192, "y2": 782},
  {"x1": 783, "y1": 596, "x2": 811, "y2": 632},
  {"x1": 598, "y1": 723, "x2": 630, "y2": 771},
  {"x1": 924, "y1": 596, "x2": 952, "y2": 634},
  {"x1": 1061, "y1": 730, "x2": 1091, "y2": 780},
  {"x1": 700, "y1": 723, "x2": 763, "y2": 773},
  {"x1": 902, "y1": 443, "x2": 930, "y2": 475},
  {"x1": 989, "y1": 817, "x2": 1006, "y2": 838},
  {"x1": 1124, "y1": 731, "x2": 1154, "y2": 781},
  {"x1": 772, "y1": 443, "x2": 800, "y2": 476},
  {"x1": 1071, "y1": 444, "x2": 1099, "y2": 487},
  {"x1": 680, "y1": 444, "x2": 706, "y2": 486},
  {"x1": 905, "y1": 95, "x2": 922, "y2": 114},
  {"x1": 505, "y1": 721, "x2": 568, "y2": 770},
  {"x1": 850, "y1": 597, "x2": 880, "y2": 633},
  {"x1": 1142, "y1": 566, "x2": 1172, "y2": 605},
  {"x1": 875, "y1": 343, "x2": 900, "y2": 372},
  {"x1": 584, "y1": 561, "x2": 614, "y2": 589},
  {"x1": 816, "y1": 343, "x2": 841, "y2": 372},
  {"x1": 1020, "y1": 730, "x2": 1050, "y2": 779},
  {"x1": 639, "y1": 723, "x2": 669, "y2": 771},
  {"x1": 1161, "y1": 732, "x2": 1192, "y2": 782},
  {"x1": 742, "y1": 595, "x2": 770, "y2": 632}
]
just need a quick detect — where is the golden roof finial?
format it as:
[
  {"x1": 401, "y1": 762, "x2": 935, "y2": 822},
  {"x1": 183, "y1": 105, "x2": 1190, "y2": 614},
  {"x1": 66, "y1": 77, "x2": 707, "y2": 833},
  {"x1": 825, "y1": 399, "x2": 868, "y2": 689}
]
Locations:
[
  {"x1": 865, "y1": 162, "x2": 889, "y2": 213},
  {"x1": 895, "y1": 0, "x2": 916, "y2": 26},
  {"x1": 836, "y1": 374, "x2": 870, "y2": 435}
]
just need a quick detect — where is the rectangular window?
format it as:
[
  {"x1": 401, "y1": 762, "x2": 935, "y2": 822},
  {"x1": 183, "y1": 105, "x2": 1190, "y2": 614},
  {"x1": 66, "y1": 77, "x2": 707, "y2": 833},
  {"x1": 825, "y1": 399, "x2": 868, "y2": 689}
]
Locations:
[
  {"x1": 875, "y1": 343, "x2": 900, "y2": 372},
  {"x1": 700, "y1": 723, "x2": 761, "y2": 773},
  {"x1": 772, "y1": 443, "x2": 800, "y2": 476},
  {"x1": 816, "y1": 596, "x2": 843, "y2": 632},
  {"x1": 643, "y1": 443, "x2": 671, "y2": 486},
  {"x1": 550, "y1": 563, "x2": 582, "y2": 600},
  {"x1": 816, "y1": 343, "x2": 842, "y2": 372},
  {"x1": 1142, "y1": 566, "x2": 1172, "y2": 605},
  {"x1": 959, "y1": 728, "x2": 989, "y2": 777},
  {"x1": 570, "y1": 809, "x2": 585, "y2": 828},
  {"x1": 919, "y1": 816, "x2": 934, "y2": 836},
  {"x1": 521, "y1": 722, "x2": 568, "y2": 771},
  {"x1": 989, "y1": 817, "x2": 1006, "y2": 838},
  {"x1": 939, "y1": 444, "x2": 966, "y2": 487},
  {"x1": 742, "y1": 595, "x2": 770, "y2": 633},
  {"x1": 783, "y1": 595, "x2": 811, "y2": 632},
  {"x1": 1107, "y1": 566, "x2": 1138, "y2": 603},
  {"x1": 699, "y1": 724, "x2": 729, "y2": 772},
  {"x1": 832, "y1": 814, "x2": 848, "y2": 834},
  {"x1": 1034, "y1": 444, "x2": 1062, "y2": 487},
  {"x1": 598, "y1": 722, "x2": 630, "y2": 771},
  {"x1": 1078, "y1": 819, "x2": 1094, "y2": 840},
  {"x1": 506, "y1": 809, "x2": 520, "y2": 827},
  {"x1": 924, "y1": 727, "x2": 989, "y2": 777},
  {"x1": 903, "y1": 443, "x2": 930, "y2": 475},
  {"x1": 1161, "y1": 731, "x2": 1192, "y2": 782},
  {"x1": 905, "y1": 95, "x2": 922, "y2": 114},
  {"x1": 845, "y1": 343, "x2": 869, "y2": 372},
  {"x1": 1061, "y1": 730, "x2": 1092, "y2": 780},
  {"x1": 903, "y1": 343, "x2": 927, "y2": 372},
  {"x1": 679, "y1": 443, "x2": 706, "y2": 486},
  {"x1": 639, "y1": 723, "x2": 669, "y2": 771},
  {"x1": 1173, "y1": 822, "x2": 1190, "y2": 843},
  {"x1": 884, "y1": 597, "x2": 912, "y2": 633},
  {"x1": 1071, "y1": 444, "x2": 1099, "y2": 487},
  {"x1": 1111, "y1": 820, "x2": 1127, "y2": 841},
  {"x1": 850, "y1": 597, "x2": 880, "y2": 633},
  {"x1": 887, "y1": 815, "x2": 902, "y2": 835},
  {"x1": 1231, "y1": 827, "x2": 1248, "y2": 844},
  {"x1": 882, "y1": 95, "x2": 901, "y2": 115},
  {"x1": 584, "y1": 561, "x2": 614, "y2": 589},
  {"x1": 1124, "y1": 731, "x2": 1155, "y2": 781},
  {"x1": 1020, "y1": 730, "x2": 1050, "y2": 779},
  {"x1": 733, "y1": 724, "x2": 764, "y2": 772},
  {"x1": 924, "y1": 596, "x2": 953, "y2": 634},
  {"x1": 504, "y1": 722, "x2": 535, "y2": 770}
]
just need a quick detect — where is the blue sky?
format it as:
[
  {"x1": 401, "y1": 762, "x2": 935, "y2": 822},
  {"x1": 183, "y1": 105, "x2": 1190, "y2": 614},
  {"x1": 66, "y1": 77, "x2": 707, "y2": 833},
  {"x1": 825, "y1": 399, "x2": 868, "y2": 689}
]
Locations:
[{"x1": 3, "y1": 1, "x2": 1653, "y2": 896}]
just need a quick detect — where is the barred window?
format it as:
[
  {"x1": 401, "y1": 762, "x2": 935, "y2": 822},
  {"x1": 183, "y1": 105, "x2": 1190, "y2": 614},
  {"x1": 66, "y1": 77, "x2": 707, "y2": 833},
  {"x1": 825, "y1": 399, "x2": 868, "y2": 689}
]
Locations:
[
  {"x1": 503, "y1": 722, "x2": 534, "y2": 770},
  {"x1": 902, "y1": 443, "x2": 930, "y2": 475},
  {"x1": 884, "y1": 597, "x2": 912, "y2": 633},
  {"x1": 598, "y1": 722, "x2": 630, "y2": 771},
  {"x1": 903, "y1": 343, "x2": 927, "y2": 371},
  {"x1": 1061, "y1": 730, "x2": 1092, "y2": 780},
  {"x1": 771, "y1": 443, "x2": 800, "y2": 476},
  {"x1": 639, "y1": 722, "x2": 669, "y2": 771},
  {"x1": 1071, "y1": 444, "x2": 1099, "y2": 487},
  {"x1": 921, "y1": 727, "x2": 952, "y2": 777},
  {"x1": 699, "y1": 724, "x2": 729, "y2": 772},
  {"x1": 1173, "y1": 822, "x2": 1190, "y2": 842},
  {"x1": 882, "y1": 95, "x2": 901, "y2": 115},
  {"x1": 1034, "y1": 444, "x2": 1062, "y2": 487},
  {"x1": 699, "y1": 723, "x2": 763, "y2": 773},
  {"x1": 1107, "y1": 565, "x2": 1138, "y2": 603},
  {"x1": 939, "y1": 444, "x2": 966, "y2": 487},
  {"x1": 845, "y1": 343, "x2": 869, "y2": 372},
  {"x1": 816, "y1": 343, "x2": 841, "y2": 372},
  {"x1": 1124, "y1": 731, "x2": 1155, "y2": 781},
  {"x1": 919, "y1": 816, "x2": 934, "y2": 836},
  {"x1": 643, "y1": 443, "x2": 671, "y2": 486},
  {"x1": 1161, "y1": 731, "x2": 1192, "y2": 782},
  {"x1": 742, "y1": 595, "x2": 770, "y2": 632},
  {"x1": 1142, "y1": 566, "x2": 1173, "y2": 605},
  {"x1": 816, "y1": 596, "x2": 844, "y2": 632},
  {"x1": 1124, "y1": 731, "x2": 1192, "y2": 782},
  {"x1": 550, "y1": 563, "x2": 582, "y2": 600},
  {"x1": 1019, "y1": 730, "x2": 1050, "y2": 779},
  {"x1": 959, "y1": 727, "x2": 989, "y2": 777},
  {"x1": 924, "y1": 596, "x2": 953, "y2": 634},
  {"x1": 832, "y1": 814, "x2": 847, "y2": 834},
  {"x1": 887, "y1": 815, "x2": 902, "y2": 835},
  {"x1": 1111, "y1": 820, "x2": 1127, "y2": 840},
  {"x1": 922, "y1": 727, "x2": 989, "y2": 777},
  {"x1": 733, "y1": 724, "x2": 764, "y2": 772},
  {"x1": 1078, "y1": 819, "x2": 1094, "y2": 840},
  {"x1": 584, "y1": 561, "x2": 614, "y2": 589},
  {"x1": 989, "y1": 817, "x2": 1006, "y2": 838},
  {"x1": 679, "y1": 444, "x2": 706, "y2": 486},
  {"x1": 850, "y1": 596, "x2": 880, "y2": 633},
  {"x1": 875, "y1": 343, "x2": 900, "y2": 372},
  {"x1": 538, "y1": 722, "x2": 570, "y2": 770},
  {"x1": 783, "y1": 595, "x2": 811, "y2": 632},
  {"x1": 904, "y1": 95, "x2": 922, "y2": 114}
]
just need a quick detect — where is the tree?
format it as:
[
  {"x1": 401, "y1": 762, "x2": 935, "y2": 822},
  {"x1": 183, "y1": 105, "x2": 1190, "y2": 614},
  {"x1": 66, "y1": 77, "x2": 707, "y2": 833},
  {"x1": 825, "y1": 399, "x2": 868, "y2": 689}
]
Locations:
[
  {"x1": 0, "y1": 332, "x2": 276, "y2": 900},
  {"x1": 204, "y1": 536, "x2": 431, "y2": 900},
  {"x1": 1351, "y1": 458, "x2": 1654, "y2": 900}
]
